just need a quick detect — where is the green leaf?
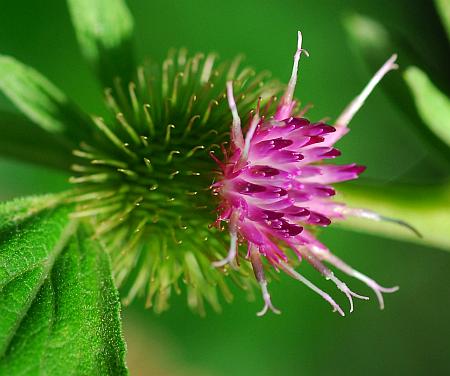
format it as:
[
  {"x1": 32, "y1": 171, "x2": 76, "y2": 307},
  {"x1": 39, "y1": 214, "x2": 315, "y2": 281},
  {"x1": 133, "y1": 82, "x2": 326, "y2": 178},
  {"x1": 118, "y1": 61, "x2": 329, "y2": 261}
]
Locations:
[
  {"x1": 0, "y1": 56, "x2": 92, "y2": 147},
  {"x1": 338, "y1": 183, "x2": 450, "y2": 251},
  {"x1": 0, "y1": 111, "x2": 73, "y2": 170},
  {"x1": 0, "y1": 196, "x2": 128, "y2": 374},
  {"x1": 404, "y1": 66, "x2": 450, "y2": 147},
  {"x1": 435, "y1": 0, "x2": 450, "y2": 41},
  {"x1": 67, "y1": 0, "x2": 136, "y2": 88},
  {"x1": 343, "y1": 13, "x2": 450, "y2": 167}
]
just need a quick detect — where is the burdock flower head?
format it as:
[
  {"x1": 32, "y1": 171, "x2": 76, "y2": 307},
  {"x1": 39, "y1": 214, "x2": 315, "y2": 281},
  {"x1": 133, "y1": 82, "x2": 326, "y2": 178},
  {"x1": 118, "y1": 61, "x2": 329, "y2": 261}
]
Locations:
[
  {"x1": 0, "y1": 2, "x2": 418, "y2": 316},
  {"x1": 212, "y1": 32, "x2": 418, "y2": 316}
]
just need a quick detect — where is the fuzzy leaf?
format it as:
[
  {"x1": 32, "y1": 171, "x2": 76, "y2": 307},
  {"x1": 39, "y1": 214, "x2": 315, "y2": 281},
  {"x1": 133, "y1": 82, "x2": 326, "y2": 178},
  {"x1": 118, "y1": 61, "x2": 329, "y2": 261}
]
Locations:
[
  {"x1": 0, "y1": 196, "x2": 128, "y2": 374},
  {"x1": 0, "y1": 111, "x2": 73, "y2": 170},
  {"x1": 404, "y1": 66, "x2": 450, "y2": 147},
  {"x1": 343, "y1": 13, "x2": 450, "y2": 166},
  {"x1": 67, "y1": 0, "x2": 136, "y2": 87},
  {"x1": 0, "y1": 56, "x2": 92, "y2": 147}
]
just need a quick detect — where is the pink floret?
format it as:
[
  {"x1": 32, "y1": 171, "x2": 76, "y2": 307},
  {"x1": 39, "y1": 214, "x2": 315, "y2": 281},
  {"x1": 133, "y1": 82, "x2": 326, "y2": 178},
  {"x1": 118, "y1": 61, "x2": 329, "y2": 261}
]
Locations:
[{"x1": 211, "y1": 32, "x2": 403, "y2": 316}]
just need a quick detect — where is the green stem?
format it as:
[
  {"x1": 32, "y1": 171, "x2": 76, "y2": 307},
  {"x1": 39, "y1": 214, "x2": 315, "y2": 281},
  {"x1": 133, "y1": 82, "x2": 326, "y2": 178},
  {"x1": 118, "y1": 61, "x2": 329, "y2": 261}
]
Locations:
[{"x1": 337, "y1": 182, "x2": 450, "y2": 251}]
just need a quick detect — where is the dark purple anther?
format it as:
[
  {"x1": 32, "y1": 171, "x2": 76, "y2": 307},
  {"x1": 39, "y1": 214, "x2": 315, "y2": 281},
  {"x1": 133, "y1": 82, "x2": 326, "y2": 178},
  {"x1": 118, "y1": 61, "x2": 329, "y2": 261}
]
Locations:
[
  {"x1": 303, "y1": 136, "x2": 325, "y2": 147},
  {"x1": 308, "y1": 212, "x2": 331, "y2": 226},
  {"x1": 255, "y1": 138, "x2": 293, "y2": 152},
  {"x1": 286, "y1": 117, "x2": 310, "y2": 128},
  {"x1": 234, "y1": 180, "x2": 266, "y2": 194},
  {"x1": 287, "y1": 224, "x2": 303, "y2": 236},
  {"x1": 321, "y1": 148, "x2": 341, "y2": 158},
  {"x1": 250, "y1": 165, "x2": 280, "y2": 177},
  {"x1": 262, "y1": 210, "x2": 285, "y2": 220},
  {"x1": 315, "y1": 186, "x2": 336, "y2": 197}
]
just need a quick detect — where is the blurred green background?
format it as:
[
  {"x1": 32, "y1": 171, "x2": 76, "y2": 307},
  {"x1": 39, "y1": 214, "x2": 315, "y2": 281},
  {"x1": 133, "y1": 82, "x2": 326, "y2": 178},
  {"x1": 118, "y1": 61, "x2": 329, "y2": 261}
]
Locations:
[{"x1": 0, "y1": 0, "x2": 449, "y2": 375}]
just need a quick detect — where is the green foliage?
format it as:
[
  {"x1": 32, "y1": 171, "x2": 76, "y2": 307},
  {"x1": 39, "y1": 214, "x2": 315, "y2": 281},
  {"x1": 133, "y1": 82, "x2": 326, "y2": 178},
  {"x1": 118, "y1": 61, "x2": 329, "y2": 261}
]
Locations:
[
  {"x1": 0, "y1": 111, "x2": 73, "y2": 170},
  {"x1": 404, "y1": 66, "x2": 450, "y2": 147},
  {"x1": 343, "y1": 13, "x2": 450, "y2": 168},
  {"x1": 67, "y1": 0, "x2": 136, "y2": 87},
  {"x1": 0, "y1": 196, "x2": 128, "y2": 374},
  {"x1": 435, "y1": 0, "x2": 450, "y2": 40},
  {"x1": 0, "y1": 56, "x2": 92, "y2": 148}
]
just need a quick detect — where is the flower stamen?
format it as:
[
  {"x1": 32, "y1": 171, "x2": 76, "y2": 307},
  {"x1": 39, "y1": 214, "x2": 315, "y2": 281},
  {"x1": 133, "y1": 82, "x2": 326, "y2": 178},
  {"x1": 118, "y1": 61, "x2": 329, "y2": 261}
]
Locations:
[
  {"x1": 296, "y1": 245, "x2": 368, "y2": 312},
  {"x1": 249, "y1": 245, "x2": 281, "y2": 316},
  {"x1": 212, "y1": 211, "x2": 239, "y2": 268},
  {"x1": 226, "y1": 81, "x2": 244, "y2": 150},
  {"x1": 342, "y1": 207, "x2": 422, "y2": 238},
  {"x1": 327, "y1": 273, "x2": 369, "y2": 313},
  {"x1": 274, "y1": 31, "x2": 309, "y2": 121},
  {"x1": 336, "y1": 54, "x2": 398, "y2": 127},
  {"x1": 312, "y1": 248, "x2": 399, "y2": 310},
  {"x1": 242, "y1": 110, "x2": 260, "y2": 162},
  {"x1": 351, "y1": 270, "x2": 399, "y2": 310},
  {"x1": 279, "y1": 261, "x2": 345, "y2": 316}
]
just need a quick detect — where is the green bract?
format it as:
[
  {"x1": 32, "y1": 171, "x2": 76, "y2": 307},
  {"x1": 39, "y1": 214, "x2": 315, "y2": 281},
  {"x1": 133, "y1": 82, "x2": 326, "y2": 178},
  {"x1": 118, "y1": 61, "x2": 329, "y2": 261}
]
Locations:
[{"x1": 70, "y1": 51, "x2": 281, "y2": 313}]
